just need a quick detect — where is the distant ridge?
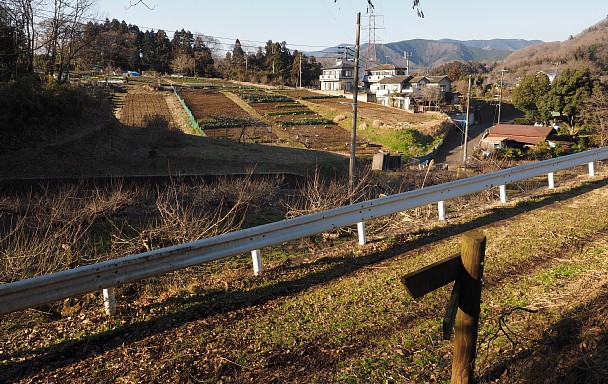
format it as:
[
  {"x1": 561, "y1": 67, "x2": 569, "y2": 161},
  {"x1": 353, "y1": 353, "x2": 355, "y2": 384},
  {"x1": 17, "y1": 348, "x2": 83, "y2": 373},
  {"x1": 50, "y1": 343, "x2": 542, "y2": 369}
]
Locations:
[{"x1": 310, "y1": 38, "x2": 542, "y2": 71}]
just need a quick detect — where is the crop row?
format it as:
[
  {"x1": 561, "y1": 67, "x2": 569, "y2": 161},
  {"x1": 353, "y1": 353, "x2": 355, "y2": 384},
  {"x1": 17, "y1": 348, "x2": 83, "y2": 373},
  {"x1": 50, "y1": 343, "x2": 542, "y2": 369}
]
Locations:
[
  {"x1": 198, "y1": 117, "x2": 266, "y2": 129},
  {"x1": 299, "y1": 95, "x2": 345, "y2": 100},
  {"x1": 277, "y1": 117, "x2": 333, "y2": 127},
  {"x1": 239, "y1": 93, "x2": 294, "y2": 103},
  {"x1": 264, "y1": 110, "x2": 314, "y2": 117}
]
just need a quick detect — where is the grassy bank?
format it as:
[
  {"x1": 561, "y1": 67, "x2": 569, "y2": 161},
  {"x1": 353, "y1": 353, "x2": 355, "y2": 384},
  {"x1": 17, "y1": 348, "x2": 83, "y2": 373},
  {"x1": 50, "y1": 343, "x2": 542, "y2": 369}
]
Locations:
[{"x1": 1, "y1": 167, "x2": 607, "y2": 383}]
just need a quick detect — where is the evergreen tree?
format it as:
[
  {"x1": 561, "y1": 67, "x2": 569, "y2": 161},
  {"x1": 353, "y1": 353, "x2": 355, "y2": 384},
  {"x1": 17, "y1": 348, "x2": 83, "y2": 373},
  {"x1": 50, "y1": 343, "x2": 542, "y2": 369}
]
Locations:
[
  {"x1": 512, "y1": 72, "x2": 551, "y2": 122},
  {"x1": 539, "y1": 67, "x2": 599, "y2": 126}
]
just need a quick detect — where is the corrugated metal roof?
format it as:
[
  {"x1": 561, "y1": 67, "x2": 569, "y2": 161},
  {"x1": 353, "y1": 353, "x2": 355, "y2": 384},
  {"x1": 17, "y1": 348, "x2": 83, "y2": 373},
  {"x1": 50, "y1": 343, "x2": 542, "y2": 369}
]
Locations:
[{"x1": 485, "y1": 124, "x2": 553, "y2": 145}]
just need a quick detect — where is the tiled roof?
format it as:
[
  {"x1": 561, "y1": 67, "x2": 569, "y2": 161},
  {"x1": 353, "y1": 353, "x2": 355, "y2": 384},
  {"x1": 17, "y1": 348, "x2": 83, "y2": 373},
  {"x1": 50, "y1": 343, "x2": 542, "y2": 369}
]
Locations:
[
  {"x1": 378, "y1": 75, "x2": 413, "y2": 84},
  {"x1": 367, "y1": 64, "x2": 406, "y2": 71},
  {"x1": 324, "y1": 61, "x2": 354, "y2": 70}
]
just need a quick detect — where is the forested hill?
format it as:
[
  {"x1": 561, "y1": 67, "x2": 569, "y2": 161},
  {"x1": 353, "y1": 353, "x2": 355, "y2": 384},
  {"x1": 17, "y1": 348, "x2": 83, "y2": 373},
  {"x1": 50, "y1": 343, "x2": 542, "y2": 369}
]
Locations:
[{"x1": 501, "y1": 19, "x2": 608, "y2": 76}]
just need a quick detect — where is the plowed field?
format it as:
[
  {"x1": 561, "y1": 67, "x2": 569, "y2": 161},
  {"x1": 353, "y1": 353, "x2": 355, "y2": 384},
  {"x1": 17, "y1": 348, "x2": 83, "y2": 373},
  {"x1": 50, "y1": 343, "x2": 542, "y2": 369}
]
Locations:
[
  {"x1": 120, "y1": 91, "x2": 177, "y2": 129},
  {"x1": 246, "y1": 100, "x2": 352, "y2": 151},
  {"x1": 180, "y1": 89, "x2": 273, "y2": 143}
]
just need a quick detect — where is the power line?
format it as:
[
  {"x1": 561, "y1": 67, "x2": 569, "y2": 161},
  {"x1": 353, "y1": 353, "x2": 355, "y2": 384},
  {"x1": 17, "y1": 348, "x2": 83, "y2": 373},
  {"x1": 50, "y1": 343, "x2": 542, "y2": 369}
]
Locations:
[{"x1": 27, "y1": 5, "x2": 331, "y2": 51}]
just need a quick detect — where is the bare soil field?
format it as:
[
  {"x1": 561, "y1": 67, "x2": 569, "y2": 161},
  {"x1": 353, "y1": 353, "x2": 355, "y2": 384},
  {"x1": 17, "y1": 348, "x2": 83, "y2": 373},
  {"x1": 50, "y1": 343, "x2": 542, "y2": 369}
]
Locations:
[
  {"x1": 119, "y1": 91, "x2": 177, "y2": 129},
  {"x1": 180, "y1": 89, "x2": 273, "y2": 142},
  {"x1": 244, "y1": 99, "x2": 352, "y2": 151},
  {"x1": 0, "y1": 86, "x2": 348, "y2": 179}
]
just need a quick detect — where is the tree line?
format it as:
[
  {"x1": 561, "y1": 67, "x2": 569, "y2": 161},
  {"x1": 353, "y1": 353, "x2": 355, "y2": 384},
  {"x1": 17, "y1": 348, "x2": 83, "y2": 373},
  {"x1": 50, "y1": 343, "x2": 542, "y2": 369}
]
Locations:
[
  {"x1": 0, "y1": 2, "x2": 322, "y2": 86},
  {"x1": 512, "y1": 67, "x2": 608, "y2": 147}
]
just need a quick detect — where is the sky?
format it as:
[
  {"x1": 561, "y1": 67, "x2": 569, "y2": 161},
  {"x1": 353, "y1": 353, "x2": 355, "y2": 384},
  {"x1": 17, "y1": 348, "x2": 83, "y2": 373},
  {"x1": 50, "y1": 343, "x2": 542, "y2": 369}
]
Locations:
[{"x1": 95, "y1": 0, "x2": 607, "y2": 54}]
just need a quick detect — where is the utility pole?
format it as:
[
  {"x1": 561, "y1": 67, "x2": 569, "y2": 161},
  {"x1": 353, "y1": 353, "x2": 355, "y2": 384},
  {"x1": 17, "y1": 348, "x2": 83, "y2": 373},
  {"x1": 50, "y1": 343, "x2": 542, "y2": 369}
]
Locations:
[
  {"x1": 404, "y1": 51, "x2": 412, "y2": 76},
  {"x1": 349, "y1": 12, "x2": 361, "y2": 199},
  {"x1": 551, "y1": 61, "x2": 560, "y2": 82},
  {"x1": 299, "y1": 52, "x2": 302, "y2": 88},
  {"x1": 463, "y1": 75, "x2": 471, "y2": 166},
  {"x1": 497, "y1": 69, "x2": 508, "y2": 125}
]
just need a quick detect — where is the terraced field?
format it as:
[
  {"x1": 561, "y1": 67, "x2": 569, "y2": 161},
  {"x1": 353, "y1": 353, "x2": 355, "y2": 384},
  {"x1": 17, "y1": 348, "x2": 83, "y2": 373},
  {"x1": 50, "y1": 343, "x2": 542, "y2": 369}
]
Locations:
[
  {"x1": 120, "y1": 91, "x2": 178, "y2": 129},
  {"x1": 180, "y1": 89, "x2": 272, "y2": 143}
]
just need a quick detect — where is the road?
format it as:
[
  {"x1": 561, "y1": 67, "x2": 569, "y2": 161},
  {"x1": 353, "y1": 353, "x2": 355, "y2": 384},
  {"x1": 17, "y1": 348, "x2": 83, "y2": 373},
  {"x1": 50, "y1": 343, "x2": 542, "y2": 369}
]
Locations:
[{"x1": 434, "y1": 102, "x2": 523, "y2": 168}]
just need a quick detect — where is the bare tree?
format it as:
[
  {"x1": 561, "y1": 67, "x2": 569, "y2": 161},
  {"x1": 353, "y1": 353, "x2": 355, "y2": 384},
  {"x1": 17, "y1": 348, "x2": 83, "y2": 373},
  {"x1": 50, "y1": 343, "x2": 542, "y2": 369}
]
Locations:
[
  {"x1": 170, "y1": 52, "x2": 194, "y2": 75},
  {"x1": 581, "y1": 86, "x2": 608, "y2": 146},
  {"x1": 39, "y1": 0, "x2": 96, "y2": 83},
  {"x1": 4, "y1": 0, "x2": 43, "y2": 74}
]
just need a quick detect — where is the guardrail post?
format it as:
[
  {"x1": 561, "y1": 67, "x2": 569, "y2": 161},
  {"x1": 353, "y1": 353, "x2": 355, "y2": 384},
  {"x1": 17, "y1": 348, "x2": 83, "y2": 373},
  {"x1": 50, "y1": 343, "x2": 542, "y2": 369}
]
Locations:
[
  {"x1": 548, "y1": 172, "x2": 555, "y2": 189},
  {"x1": 438, "y1": 200, "x2": 446, "y2": 221},
  {"x1": 589, "y1": 161, "x2": 595, "y2": 177},
  {"x1": 499, "y1": 185, "x2": 507, "y2": 204},
  {"x1": 102, "y1": 287, "x2": 116, "y2": 316},
  {"x1": 251, "y1": 249, "x2": 263, "y2": 275},
  {"x1": 452, "y1": 231, "x2": 486, "y2": 384},
  {"x1": 357, "y1": 222, "x2": 367, "y2": 245}
]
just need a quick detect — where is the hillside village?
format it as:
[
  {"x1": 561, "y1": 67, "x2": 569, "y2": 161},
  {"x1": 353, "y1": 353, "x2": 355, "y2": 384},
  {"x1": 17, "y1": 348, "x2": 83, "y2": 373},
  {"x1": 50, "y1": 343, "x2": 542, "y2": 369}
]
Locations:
[{"x1": 2, "y1": 2, "x2": 608, "y2": 383}]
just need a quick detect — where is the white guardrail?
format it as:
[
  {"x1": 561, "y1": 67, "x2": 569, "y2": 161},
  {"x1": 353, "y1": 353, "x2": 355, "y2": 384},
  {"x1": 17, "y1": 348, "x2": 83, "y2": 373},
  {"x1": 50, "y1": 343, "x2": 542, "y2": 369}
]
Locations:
[{"x1": 2, "y1": 147, "x2": 608, "y2": 316}]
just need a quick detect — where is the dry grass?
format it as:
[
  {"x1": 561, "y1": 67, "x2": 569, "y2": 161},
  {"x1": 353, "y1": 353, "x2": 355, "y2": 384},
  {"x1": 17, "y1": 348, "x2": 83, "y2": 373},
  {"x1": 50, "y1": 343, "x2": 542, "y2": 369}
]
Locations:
[{"x1": 2, "y1": 162, "x2": 608, "y2": 383}]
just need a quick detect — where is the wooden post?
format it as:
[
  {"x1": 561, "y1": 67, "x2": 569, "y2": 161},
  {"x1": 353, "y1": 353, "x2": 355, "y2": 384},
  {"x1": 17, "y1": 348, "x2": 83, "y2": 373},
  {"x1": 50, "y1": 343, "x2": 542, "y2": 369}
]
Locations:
[{"x1": 451, "y1": 231, "x2": 486, "y2": 384}]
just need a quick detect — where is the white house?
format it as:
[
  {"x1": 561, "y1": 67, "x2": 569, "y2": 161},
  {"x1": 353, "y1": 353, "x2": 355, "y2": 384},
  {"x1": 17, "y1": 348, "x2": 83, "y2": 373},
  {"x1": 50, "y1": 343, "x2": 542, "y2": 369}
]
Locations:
[
  {"x1": 319, "y1": 60, "x2": 355, "y2": 92},
  {"x1": 375, "y1": 75, "x2": 414, "y2": 110},
  {"x1": 370, "y1": 74, "x2": 452, "y2": 111},
  {"x1": 363, "y1": 64, "x2": 408, "y2": 93}
]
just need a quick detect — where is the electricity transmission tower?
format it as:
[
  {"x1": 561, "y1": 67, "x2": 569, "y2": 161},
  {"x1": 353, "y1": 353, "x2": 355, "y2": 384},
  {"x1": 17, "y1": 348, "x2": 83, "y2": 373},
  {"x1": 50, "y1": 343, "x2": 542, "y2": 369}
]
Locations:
[{"x1": 363, "y1": 9, "x2": 384, "y2": 70}]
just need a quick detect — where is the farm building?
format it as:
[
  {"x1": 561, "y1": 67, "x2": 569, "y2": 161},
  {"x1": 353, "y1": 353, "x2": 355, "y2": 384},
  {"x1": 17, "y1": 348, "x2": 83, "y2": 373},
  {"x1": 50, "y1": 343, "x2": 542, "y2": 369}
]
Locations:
[{"x1": 480, "y1": 124, "x2": 554, "y2": 151}]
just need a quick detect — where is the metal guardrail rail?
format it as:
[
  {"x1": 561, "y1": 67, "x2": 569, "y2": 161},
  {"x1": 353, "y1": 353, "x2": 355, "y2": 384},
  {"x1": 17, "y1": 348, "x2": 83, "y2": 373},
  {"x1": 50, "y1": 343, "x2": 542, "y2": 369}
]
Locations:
[{"x1": 2, "y1": 147, "x2": 608, "y2": 315}]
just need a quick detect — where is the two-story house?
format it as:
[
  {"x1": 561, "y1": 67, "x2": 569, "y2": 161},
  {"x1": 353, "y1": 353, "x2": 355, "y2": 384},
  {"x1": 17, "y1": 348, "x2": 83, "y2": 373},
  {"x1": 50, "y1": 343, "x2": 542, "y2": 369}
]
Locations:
[
  {"x1": 363, "y1": 64, "x2": 408, "y2": 93},
  {"x1": 372, "y1": 74, "x2": 453, "y2": 111},
  {"x1": 375, "y1": 75, "x2": 414, "y2": 109},
  {"x1": 319, "y1": 60, "x2": 355, "y2": 92}
]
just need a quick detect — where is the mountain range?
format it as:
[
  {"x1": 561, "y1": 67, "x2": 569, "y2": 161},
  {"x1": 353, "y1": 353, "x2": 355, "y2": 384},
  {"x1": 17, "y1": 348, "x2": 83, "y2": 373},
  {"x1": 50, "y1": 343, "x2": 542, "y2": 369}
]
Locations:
[{"x1": 311, "y1": 38, "x2": 542, "y2": 71}]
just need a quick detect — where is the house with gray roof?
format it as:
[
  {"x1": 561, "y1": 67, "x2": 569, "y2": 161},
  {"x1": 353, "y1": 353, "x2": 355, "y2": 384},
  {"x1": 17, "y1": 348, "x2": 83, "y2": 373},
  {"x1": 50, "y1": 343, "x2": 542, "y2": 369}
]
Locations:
[{"x1": 319, "y1": 60, "x2": 355, "y2": 92}]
